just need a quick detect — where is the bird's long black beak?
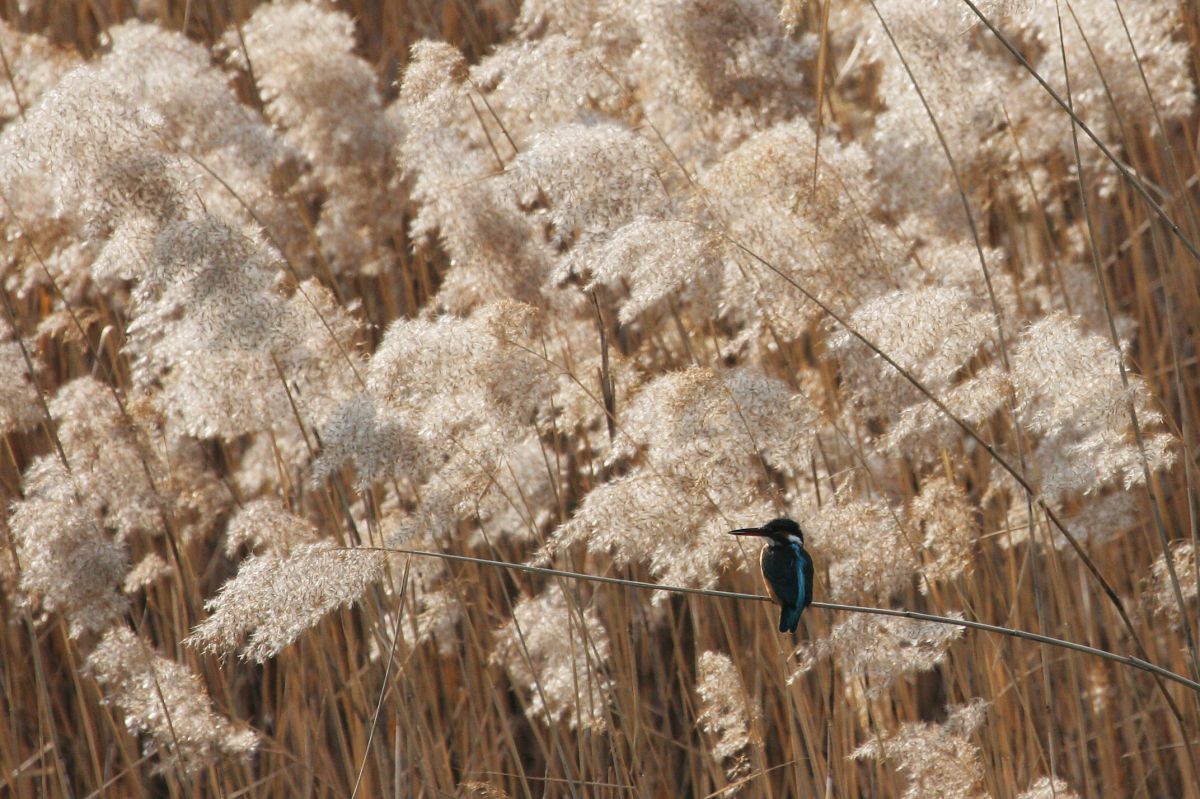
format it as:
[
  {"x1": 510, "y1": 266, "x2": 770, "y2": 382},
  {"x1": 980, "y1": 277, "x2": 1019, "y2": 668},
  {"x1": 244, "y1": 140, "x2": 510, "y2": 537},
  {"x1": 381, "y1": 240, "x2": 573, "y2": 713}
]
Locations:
[{"x1": 728, "y1": 527, "x2": 766, "y2": 536}]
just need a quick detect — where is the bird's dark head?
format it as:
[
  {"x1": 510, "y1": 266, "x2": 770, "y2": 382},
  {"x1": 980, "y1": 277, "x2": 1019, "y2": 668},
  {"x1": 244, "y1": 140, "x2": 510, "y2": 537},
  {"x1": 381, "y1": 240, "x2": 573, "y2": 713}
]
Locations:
[{"x1": 729, "y1": 517, "x2": 804, "y2": 547}]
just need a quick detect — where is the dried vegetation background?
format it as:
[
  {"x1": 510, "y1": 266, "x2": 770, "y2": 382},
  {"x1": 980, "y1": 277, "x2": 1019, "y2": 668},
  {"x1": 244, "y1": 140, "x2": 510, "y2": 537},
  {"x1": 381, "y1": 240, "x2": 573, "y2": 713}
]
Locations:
[{"x1": 1, "y1": 0, "x2": 1199, "y2": 796}]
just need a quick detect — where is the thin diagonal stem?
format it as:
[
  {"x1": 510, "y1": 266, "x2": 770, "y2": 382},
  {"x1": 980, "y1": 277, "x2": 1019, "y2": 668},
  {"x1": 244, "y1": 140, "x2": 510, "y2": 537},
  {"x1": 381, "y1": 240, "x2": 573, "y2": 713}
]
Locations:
[
  {"x1": 958, "y1": 0, "x2": 1200, "y2": 264},
  {"x1": 724, "y1": 235, "x2": 1160, "y2": 654},
  {"x1": 1055, "y1": 0, "x2": 1200, "y2": 680}
]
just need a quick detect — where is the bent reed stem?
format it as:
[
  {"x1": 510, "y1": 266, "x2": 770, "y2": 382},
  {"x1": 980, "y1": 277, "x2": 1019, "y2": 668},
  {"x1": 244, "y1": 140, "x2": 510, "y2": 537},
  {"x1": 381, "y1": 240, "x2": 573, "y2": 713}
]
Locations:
[{"x1": 356, "y1": 545, "x2": 1200, "y2": 694}]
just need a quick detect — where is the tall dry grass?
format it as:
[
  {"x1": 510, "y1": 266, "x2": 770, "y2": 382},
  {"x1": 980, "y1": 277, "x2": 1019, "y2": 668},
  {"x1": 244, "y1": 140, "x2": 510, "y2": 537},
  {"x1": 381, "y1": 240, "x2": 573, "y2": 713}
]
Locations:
[{"x1": 1, "y1": 0, "x2": 1198, "y2": 796}]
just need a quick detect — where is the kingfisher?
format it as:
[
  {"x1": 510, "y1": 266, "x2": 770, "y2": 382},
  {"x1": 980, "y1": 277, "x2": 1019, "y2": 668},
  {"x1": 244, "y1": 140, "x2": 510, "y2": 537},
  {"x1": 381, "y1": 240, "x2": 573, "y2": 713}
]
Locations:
[{"x1": 729, "y1": 518, "x2": 814, "y2": 633}]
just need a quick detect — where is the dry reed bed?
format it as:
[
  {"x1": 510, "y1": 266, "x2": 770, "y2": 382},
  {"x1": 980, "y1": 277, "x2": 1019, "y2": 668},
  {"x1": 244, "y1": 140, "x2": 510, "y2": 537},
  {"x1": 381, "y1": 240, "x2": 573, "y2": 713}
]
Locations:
[{"x1": 0, "y1": 0, "x2": 1198, "y2": 796}]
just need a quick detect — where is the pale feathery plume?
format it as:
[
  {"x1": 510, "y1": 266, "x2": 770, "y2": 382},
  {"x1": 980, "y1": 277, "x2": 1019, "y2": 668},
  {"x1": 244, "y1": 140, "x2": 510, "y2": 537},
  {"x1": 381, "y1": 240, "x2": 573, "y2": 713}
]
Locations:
[
  {"x1": 996, "y1": 490, "x2": 1139, "y2": 552},
  {"x1": 399, "y1": 41, "x2": 553, "y2": 313},
  {"x1": 314, "y1": 304, "x2": 549, "y2": 525},
  {"x1": 0, "y1": 20, "x2": 294, "y2": 302},
  {"x1": 860, "y1": 242, "x2": 1022, "y2": 462},
  {"x1": 1, "y1": 27, "x2": 181, "y2": 224},
  {"x1": 1017, "y1": 776, "x2": 1082, "y2": 799},
  {"x1": 364, "y1": 301, "x2": 550, "y2": 450},
  {"x1": 964, "y1": 0, "x2": 1033, "y2": 16},
  {"x1": 48, "y1": 377, "x2": 164, "y2": 540},
  {"x1": 124, "y1": 214, "x2": 291, "y2": 439},
  {"x1": 1013, "y1": 315, "x2": 1159, "y2": 439},
  {"x1": 1010, "y1": 314, "x2": 1174, "y2": 497},
  {"x1": 696, "y1": 651, "x2": 760, "y2": 787},
  {"x1": 0, "y1": 319, "x2": 40, "y2": 435},
  {"x1": 391, "y1": 434, "x2": 499, "y2": 544},
  {"x1": 542, "y1": 472, "x2": 733, "y2": 589},
  {"x1": 456, "y1": 782, "x2": 514, "y2": 799},
  {"x1": 122, "y1": 218, "x2": 365, "y2": 481},
  {"x1": 243, "y1": 277, "x2": 364, "y2": 465},
  {"x1": 491, "y1": 584, "x2": 612, "y2": 731},
  {"x1": 1145, "y1": 541, "x2": 1197, "y2": 626},
  {"x1": 542, "y1": 367, "x2": 812, "y2": 590},
  {"x1": 188, "y1": 540, "x2": 385, "y2": 662},
  {"x1": 851, "y1": 0, "x2": 1026, "y2": 226},
  {"x1": 229, "y1": 3, "x2": 403, "y2": 275},
  {"x1": 778, "y1": 0, "x2": 808, "y2": 34},
  {"x1": 978, "y1": 314, "x2": 1178, "y2": 547},
  {"x1": 312, "y1": 307, "x2": 547, "y2": 537},
  {"x1": 807, "y1": 496, "x2": 919, "y2": 602},
  {"x1": 836, "y1": 242, "x2": 1022, "y2": 462},
  {"x1": 612, "y1": 366, "x2": 817, "y2": 484},
  {"x1": 397, "y1": 39, "x2": 490, "y2": 269},
  {"x1": 0, "y1": 20, "x2": 347, "y2": 499},
  {"x1": 906, "y1": 238, "x2": 1022, "y2": 337},
  {"x1": 399, "y1": 39, "x2": 470, "y2": 111},
  {"x1": 554, "y1": 216, "x2": 727, "y2": 327},
  {"x1": 883, "y1": 365, "x2": 1011, "y2": 462},
  {"x1": 830, "y1": 285, "x2": 997, "y2": 424},
  {"x1": 310, "y1": 393, "x2": 433, "y2": 489},
  {"x1": 909, "y1": 476, "x2": 978, "y2": 593},
  {"x1": 132, "y1": 214, "x2": 293, "y2": 355},
  {"x1": 11, "y1": 458, "x2": 128, "y2": 637},
  {"x1": 623, "y1": 0, "x2": 815, "y2": 164},
  {"x1": 223, "y1": 496, "x2": 321, "y2": 557},
  {"x1": 0, "y1": 19, "x2": 78, "y2": 122},
  {"x1": 513, "y1": 0, "x2": 632, "y2": 44},
  {"x1": 92, "y1": 22, "x2": 297, "y2": 240},
  {"x1": 1014, "y1": 0, "x2": 1194, "y2": 196},
  {"x1": 87, "y1": 625, "x2": 258, "y2": 774},
  {"x1": 471, "y1": 432, "x2": 559, "y2": 544},
  {"x1": 511, "y1": 121, "x2": 668, "y2": 252},
  {"x1": 126, "y1": 213, "x2": 361, "y2": 454},
  {"x1": 794, "y1": 614, "x2": 964, "y2": 698},
  {"x1": 848, "y1": 0, "x2": 1192, "y2": 221},
  {"x1": 122, "y1": 553, "x2": 174, "y2": 595},
  {"x1": 379, "y1": 422, "x2": 551, "y2": 548},
  {"x1": 0, "y1": 65, "x2": 184, "y2": 301},
  {"x1": 852, "y1": 700, "x2": 989, "y2": 799},
  {"x1": 470, "y1": 35, "x2": 633, "y2": 146},
  {"x1": 701, "y1": 120, "x2": 904, "y2": 343}
]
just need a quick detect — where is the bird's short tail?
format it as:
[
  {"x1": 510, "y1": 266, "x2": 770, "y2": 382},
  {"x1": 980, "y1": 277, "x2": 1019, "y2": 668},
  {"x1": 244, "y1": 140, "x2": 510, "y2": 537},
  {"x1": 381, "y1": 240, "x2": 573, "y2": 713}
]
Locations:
[{"x1": 779, "y1": 604, "x2": 802, "y2": 633}]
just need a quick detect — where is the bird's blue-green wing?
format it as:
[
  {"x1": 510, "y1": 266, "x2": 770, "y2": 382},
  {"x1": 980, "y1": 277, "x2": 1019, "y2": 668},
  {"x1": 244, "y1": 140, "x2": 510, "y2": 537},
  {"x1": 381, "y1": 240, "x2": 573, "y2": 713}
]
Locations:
[
  {"x1": 800, "y1": 549, "x2": 814, "y2": 609},
  {"x1": 760, "y1": 545, "x2": 801, "y2": 607}
]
